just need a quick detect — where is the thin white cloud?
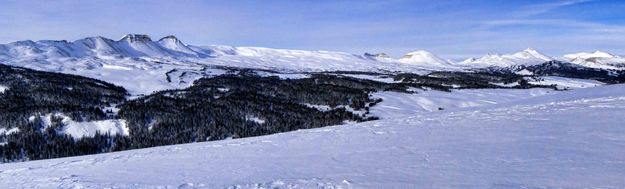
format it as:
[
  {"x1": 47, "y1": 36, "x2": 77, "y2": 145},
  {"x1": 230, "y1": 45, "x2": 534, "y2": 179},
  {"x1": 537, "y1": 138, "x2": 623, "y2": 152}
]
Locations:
[
  {"x1": 482, "y1": 18, "x2": 625, "y2": 34},
  {"x1": 513, "y1": 0, "x2": 593, "y2": 17}
]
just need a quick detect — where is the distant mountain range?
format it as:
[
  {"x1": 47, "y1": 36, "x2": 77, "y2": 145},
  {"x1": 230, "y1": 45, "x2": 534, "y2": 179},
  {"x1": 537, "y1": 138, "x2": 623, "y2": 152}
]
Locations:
[
  {"x1": 1, "y1": 34, "x2": 624, "y2": 95},
  {"x1": 1, "y1": 34, "x2": 623, "y2": 69}
]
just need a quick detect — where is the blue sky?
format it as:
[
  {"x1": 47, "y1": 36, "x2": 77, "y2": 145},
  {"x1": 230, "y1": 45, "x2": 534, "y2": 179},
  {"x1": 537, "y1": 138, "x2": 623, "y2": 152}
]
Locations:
[{"x1": 0, "y1": 0, "x2": 624, "y2": 60}]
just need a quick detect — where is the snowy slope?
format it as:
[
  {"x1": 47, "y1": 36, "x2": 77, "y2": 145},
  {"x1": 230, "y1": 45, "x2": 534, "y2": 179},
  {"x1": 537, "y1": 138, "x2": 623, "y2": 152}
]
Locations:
[
  {"x1": 370, "y1": 88, "x2": 556, "y2": 118},
  {"x1": 2, "y1": 84, "x2": 625, "y2": 188},
  {"x1": 564, "y1": 51, "x2": 625, "y2": 70},
  {"x1": 460, "y1": 48, "x2": 553, "y2": 67}
]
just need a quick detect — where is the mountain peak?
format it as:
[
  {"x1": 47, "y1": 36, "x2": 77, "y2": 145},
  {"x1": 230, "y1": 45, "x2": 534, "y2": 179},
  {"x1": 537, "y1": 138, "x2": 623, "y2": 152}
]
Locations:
[
  {"x1": 523, "y1": 47, "x2": 537, "y2": 53},
  {"x1": 460, "y1": 48, "x2": 552, "y2": 67},
  {"x1": 513, "y1": 48, "x2": 551, "y2": 61},
  {"x1": 521, "y1": 48, "x2": 542, "y2": 56},
  {"x1": 158, "y1": 35, "x2": 180, "y2": 43},
  {"x1": 75, "y1": 36, "x2": 115, "y2": 43},
  {"x1": 591, "y1": 50, "x2": 615, "y2": 58},
  {"x1": 398, "y1": 50, "x2": 451, "y2": 67},
  {"x1": 120, "y1": 34, "x2": 152, "y2": 43},
  {"x1": 564, "y1": 51, "x2": 617, "y2": 60},
  {"x1": 403, "y1": 50, "x2": 434, "y2": 56},
  {"x1": 9, "y1": 40, "x2": 37, "y2": 46}
]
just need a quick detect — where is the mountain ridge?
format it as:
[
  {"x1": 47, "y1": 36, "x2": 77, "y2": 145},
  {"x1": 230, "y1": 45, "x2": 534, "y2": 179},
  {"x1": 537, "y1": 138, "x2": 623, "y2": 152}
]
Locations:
[
  {"x1": 1, "y1": 34, "x2": 624, "y2": 70},
  {"x1": 1, "y1": 34, "x2": 625, "y2": 95},
  {"x1": 460, "y1": 48, "x2": 554, "y2": 67}
]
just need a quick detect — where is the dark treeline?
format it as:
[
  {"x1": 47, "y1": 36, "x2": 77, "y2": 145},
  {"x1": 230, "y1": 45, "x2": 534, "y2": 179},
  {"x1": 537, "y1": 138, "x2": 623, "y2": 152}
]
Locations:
[
  {"x1": 394, "y1": 71, "x2": 553, "y2": 90},
  {"x1": 480, "y1": 61, "x2": 625, "y2": 84},
  {"x1": 523, "y1": 61, "x2": 625, "y2": 84},
  {"x1": 1, "y1": 69, "x2": 398, "y2": 162},
  {"x1": 0, "y1": 64, "x2": 127, "y2": 124},
  {"x1": 118, "y1": 73, "x2": 390, "y2": 149}
]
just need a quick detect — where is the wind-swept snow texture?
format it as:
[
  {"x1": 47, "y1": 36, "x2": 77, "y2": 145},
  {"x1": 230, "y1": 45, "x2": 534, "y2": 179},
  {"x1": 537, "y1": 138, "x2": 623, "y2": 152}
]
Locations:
[{"x1": 1, "y1": 84, "x2": 625, "y2": 188}]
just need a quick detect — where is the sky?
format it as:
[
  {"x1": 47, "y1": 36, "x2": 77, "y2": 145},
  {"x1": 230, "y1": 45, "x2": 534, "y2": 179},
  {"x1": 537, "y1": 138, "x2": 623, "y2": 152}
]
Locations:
[{"x1": 1, "y1": 0, "x2": 624, "y2": 60}]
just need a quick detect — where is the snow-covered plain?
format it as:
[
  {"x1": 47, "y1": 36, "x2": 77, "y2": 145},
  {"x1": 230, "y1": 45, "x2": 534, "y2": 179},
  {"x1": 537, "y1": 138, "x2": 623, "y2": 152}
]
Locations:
[
  {"x1": 528, "y1": 76, "x2": 605, "y2": 90},
  {"x1": 370, "y1": 88, "x2": 556, "y2": 118},
  {"x1": 2, "y1": 84, "x2": 625, "y2": 188}
]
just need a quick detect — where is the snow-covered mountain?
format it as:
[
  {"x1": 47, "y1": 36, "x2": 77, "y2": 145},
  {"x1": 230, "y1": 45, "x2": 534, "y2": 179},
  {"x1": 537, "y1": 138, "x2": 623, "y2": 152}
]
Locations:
[
  {"x1": 460, "y1": 48, "x2": 553, "y2": 67},
  {"x1": 0, "y1": 35, "x2": 462, "y2": 95},
  {"x1": 1, "y1": 34, "x2": 624, "y2": 95},
  {"x1": 158, "y1": 35, "x2": 211, "y2": 58},
  {"x1": 398, "y1": 50, "x2": 455, "y2": 68},
  {"x1": 0, "y1": 34, "x2": 434, "y2": 70},
  {"x1": 563, "y1": 51, "x2": 625, "y2": 70},
  {"x1": 5, "y1": 34, "x2": 201, "y2": 59}
]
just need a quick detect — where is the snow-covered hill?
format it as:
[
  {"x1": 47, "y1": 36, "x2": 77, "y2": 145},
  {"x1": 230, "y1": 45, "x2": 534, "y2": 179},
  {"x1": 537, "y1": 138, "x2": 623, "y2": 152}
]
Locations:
[
  {"x1": 398, "y1": 50, "x2": 455, "y2": 69},
  {"x1": 2, "y1": 84, "x2": 625, "y2": 188},
  {"x1": 460, "y1": 48, "x2": 553, "y2": 67},
  {"x1": 563, "y1": 51, "x2": 625, "y2": 70},
  {"x1": 0, "y1": 35, "x2": 459, "y2": 95},
  {"x1": 0, "y1": 34, "x2": 461, "y2": 74}
]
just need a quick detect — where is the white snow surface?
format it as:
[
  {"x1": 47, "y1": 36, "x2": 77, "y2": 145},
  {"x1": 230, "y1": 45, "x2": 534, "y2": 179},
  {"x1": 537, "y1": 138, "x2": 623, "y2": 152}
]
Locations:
[
  {"x1": 0, "y1": 85, "x2": 8, "y2": 93},
  {"x1": 370, "y1": 88, "x2": 556, "y2": 118},
  {"x1": 0, "y1": 127, "x2": 19, "y2": 136},
  {"x1": 27, "y1": 113, "x2": 129, "y2": 139},
  {"x1": 2, "y1": 84, "x2": 625, "y2": 188},
  {"x1": 62, "y1": 119, "x2": 129, "y2": 139},
  {"x1": 528, "y1": 76, "x2": 605, "y2": 90}
]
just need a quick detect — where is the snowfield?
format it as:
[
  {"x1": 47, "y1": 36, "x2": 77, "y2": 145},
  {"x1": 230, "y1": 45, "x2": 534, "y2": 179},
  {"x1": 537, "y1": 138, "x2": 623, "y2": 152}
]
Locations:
[
  {"x1": 1, "y1": 84, "x2": 625, "y2": 188},
  {"x1": 370, "y1": 88, "x2": 556, "y2": 118},
  {"x1": 527, "y1": 76, "x2": 605, "y2": 90}
]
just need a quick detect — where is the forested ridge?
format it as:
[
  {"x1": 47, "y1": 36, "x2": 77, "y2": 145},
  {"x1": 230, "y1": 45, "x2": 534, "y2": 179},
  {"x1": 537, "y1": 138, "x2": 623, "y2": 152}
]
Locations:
[{"x1": 0, "y1": 64, "x2": 128, "y2": 161}]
